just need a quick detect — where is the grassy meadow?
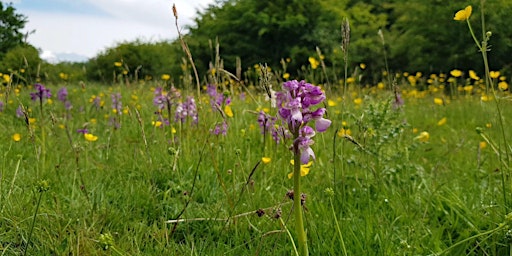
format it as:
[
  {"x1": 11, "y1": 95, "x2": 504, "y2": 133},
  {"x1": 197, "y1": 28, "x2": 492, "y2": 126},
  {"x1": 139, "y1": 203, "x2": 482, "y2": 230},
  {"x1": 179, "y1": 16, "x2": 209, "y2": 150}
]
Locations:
[{"x1": 1, "y1": 66, "x2": 511, "y2": 255}]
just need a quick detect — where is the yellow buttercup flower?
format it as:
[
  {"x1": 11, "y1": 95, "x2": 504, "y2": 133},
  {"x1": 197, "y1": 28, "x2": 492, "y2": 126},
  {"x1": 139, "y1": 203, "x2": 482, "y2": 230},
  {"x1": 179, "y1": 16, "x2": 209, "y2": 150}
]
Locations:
[
  {"x1": 481, "y1": 94, "x2": 491, "y2": 102},
  {"x1": 224, "y1": 105, "x2": 233, "y2": 118},
  {"x1": 414, "y1": 131, "x2": 430, "y2": 143},
  {"x1": 434, "y1": 98, "x2": 444, "y2": 105},
  {"x1": 454, "y1": 5, "x2": 472, "y2": 21},
  {"x1": 327, "y1": 99, "x2": 337, "y2": 107},
  {"x1": 152, "y1": 121, "x2": 163, "y2": 127},
  {"x1": 498, "y1": 81, "x2": 508, "y2": 90},
  {"x1": 353, "y1": 98, "x2": 363, "y2": 105},
  {"x1": 337, "y1": 128, "x2": 351, "y2": 137},
  {"x1": 450, "y1": 69, "x2": 463, "y2": 77},
  {"x1": 437, "y1": 117, "x2": 447, "y2": 126},
  {"x1": 262, "y1": 157, "x2": 271, "y2": 164},
  {"x1": 114, "y1": 61, "x2": 122, "y2": 67},
  {"x1": 161, "y1": 74, "x2": 171, "y2": 81},
  {"x1": 469, "y1": 70, "x2": 479, "y2": 80},
  {"x1": 479, "y1": 141, "x2": 487, "y2": 150},
  {"x1": 84, "y1": 133, "x2": 98, "y2": 142},
  {"x1": 288, "y1": 160, "x2": 312, "y2": 179},
  {"x1": 308, "y1": 57, "x2": 319, "y2": 70},
  {"x1": 490, "y1": 71, "x2": 500, "y2": 79},
  {"x1": 12, "y1": 133, "x2": 21, "y2": 142},
  {"x1": 283, "y1": 73, "x2": 290, "y2": 80}
]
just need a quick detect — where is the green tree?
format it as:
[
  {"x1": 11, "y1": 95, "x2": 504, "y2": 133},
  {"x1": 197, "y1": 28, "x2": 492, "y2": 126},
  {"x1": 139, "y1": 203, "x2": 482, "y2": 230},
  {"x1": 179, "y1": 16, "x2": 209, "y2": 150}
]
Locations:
[
  {"x1": 86, "y1": 40, "x2": 181, "y2": 84},
  {"x1": 384, "y1": 0, "x2": 512, "y2": 73},
  {"x1": 187, "y1": 0, "x2": 327, "y2": 74},
  {"x1": 0, "y1": 2, "x2": 28, "y2": 57},
  {"x1": 0, "y1": 44, "x2": 41, "y2": 84}
]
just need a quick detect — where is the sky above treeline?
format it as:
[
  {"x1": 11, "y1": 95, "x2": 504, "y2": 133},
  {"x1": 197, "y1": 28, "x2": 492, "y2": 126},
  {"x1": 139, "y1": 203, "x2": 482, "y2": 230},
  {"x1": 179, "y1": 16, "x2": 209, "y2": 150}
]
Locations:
[{"x1": 2, "y1": 0, "x2": 214, "y2": 62}]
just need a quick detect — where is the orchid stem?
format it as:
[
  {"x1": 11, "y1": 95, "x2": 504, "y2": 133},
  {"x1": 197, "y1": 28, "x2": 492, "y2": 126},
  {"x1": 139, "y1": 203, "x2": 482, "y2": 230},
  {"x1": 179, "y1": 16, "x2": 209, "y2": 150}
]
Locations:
[{"x1": 293, "y1": 151, "x2": 308, "y2": 256}]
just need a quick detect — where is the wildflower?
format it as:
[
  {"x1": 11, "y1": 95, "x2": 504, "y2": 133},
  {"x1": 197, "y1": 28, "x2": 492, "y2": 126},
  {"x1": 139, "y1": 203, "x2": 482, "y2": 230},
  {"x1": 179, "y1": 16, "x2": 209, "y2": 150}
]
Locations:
[
  {"x1": 30, "y1": 83, "x2": 51, "y2": 102},
  {"x1": 57, "y1": 87, "x2": 68, "y2": 102},
  {"x1": 337, "y1": 128, "x2": 351, "y2": 137},
  {"x1": 257, "y1": 110, "x2": 283, "y2": 143},
  {"x1": 283, "y1": 73, "x2": 290, "y2": 80},
  {"x1": 84, "y1": 133, "x2": 98, "y2": 142},
  {"x1": 490, "y1": 71, "x2": 500, "y2": 79},
  {"x1": 210, "y1": 120, "x2": 228, "y2": 136},
  {"x1": 450, "y1": 69, "x2": 463, "y2": 77},
  {"x1": 114, "y1": 61, "x2": 122, "y2": 67},
  {"x1": 393, "y1": 90, "x2": 404, "y2": 109},
  {"x1": 111, "y1": 93, "x2": 122, "y2": 114},
  {"x1": 414, "y1": 131, "x2": 430, "y2": 142},
  {"x1": 57, "y1": 87, "x2": 72, "y2": 110},
  {"x1": 377, "y1": 82, "x2": 385, "y2": 89},
  {"x1": 499, "y1": 81, "x2": 508, "y2": 90},
  {"x1": 454, "y1": 5, "x2": 472, "y2": 21},
  {"x1": 276, "y1": 80, "x2": 331, "y2": 163},
  {"x1": 90, "y1": 95, "x2": 102, "y2": 109},
  {"x1": 359, "y1": 63, "x2": 366, "y2": 70},
  {"x1": 481, "y1": 94, "x2": 491, "y2": 101},
  {"x1": 288, "y1": 159, "x2": 312, "y2": 178},
  {"x1": 437, "y1": 117, "x2": 447, "y2": 126},
  {"x1": 175, "y1": 96, "x2": 198, "y2": 124},
  {"x1": 224, "y1": 105, "x2": 233, "y2": 118},
  {"x1": 327, "y1": 99, "x2": 337, "y2": 107},
  {"x1": 77, "y1": 128, "x2": 89, "y2": 134},
  {"x1": 12, "y1": 133, "x2": 21, "y2": 142},
  {"x1": 469, "y1": 70, "x2": 479, "y2": 80},
  {"x1": 152, "y1": 121, "x2": 163, "y2": 127},
  {"x1": 308, "y1": 57, "x2": 319, "y2": 69},
  {"x1": 59, "y1": 72, "x2": 68, "y2": 80},
  {"x1": 262, "y1": 157, "x2": 271, "y2": 164},
  {"x1": 16, "y1": 105, "x2": 24, "y2": 118},
  {"x1": 161, "y1": 74, "x2": 171, "y2": 81},
  {"x1": 434, "y1": 98, "x2": 444, "y2": 105},
  {"x1": 479, "y1": 141, "x2": 487, "y2": 149},
  {"x1": 353, "y1": 98, "x2": 363, "y2": 105}
]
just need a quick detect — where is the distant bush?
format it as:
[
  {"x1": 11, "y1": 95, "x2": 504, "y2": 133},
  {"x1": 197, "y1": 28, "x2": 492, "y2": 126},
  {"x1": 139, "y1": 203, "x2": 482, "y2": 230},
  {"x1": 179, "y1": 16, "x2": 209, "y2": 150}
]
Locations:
[
  {"x1": 0, "y1": 44, "x2": 42, "y2": 84},
  {"x1": 86, "y1": 40, "x2": 183, "y2": 85}
]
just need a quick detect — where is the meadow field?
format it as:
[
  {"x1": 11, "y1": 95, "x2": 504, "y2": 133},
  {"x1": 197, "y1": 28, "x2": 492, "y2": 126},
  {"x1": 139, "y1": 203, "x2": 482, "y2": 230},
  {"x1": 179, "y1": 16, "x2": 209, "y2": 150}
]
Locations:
[
  {"x1": 1, "y1": 3, "x2": 512, "y2": 255},
  {"x1": 1, "y1": 65, "x2": 511, "y2": 255}
]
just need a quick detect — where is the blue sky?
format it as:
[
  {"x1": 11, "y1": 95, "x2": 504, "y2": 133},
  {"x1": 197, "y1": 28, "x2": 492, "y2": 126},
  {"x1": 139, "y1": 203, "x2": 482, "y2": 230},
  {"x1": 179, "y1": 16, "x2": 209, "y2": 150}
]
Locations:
[{"x1": 2, "y1": 0, "x2": 214, "y2": 62}]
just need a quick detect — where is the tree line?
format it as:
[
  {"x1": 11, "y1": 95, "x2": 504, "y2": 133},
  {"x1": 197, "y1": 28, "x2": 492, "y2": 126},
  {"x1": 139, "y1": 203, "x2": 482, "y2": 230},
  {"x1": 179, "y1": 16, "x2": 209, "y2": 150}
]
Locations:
[{"x1": 1, "y1": 0, "x2": 511, "y2": 85}]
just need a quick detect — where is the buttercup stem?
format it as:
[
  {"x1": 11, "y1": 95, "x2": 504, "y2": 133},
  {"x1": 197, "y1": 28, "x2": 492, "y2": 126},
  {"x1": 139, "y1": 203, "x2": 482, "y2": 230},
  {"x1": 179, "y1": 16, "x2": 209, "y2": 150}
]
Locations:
[{"x1": 293, "y1": 149, "x2": 308, "y2": 256}]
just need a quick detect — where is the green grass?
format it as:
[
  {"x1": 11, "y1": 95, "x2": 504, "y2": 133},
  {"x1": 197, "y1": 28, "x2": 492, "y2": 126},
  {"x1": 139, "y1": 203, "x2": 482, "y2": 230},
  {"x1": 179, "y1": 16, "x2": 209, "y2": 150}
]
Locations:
[{"x1": 0, "y1": 79, "x2": 511, "y2": 255}]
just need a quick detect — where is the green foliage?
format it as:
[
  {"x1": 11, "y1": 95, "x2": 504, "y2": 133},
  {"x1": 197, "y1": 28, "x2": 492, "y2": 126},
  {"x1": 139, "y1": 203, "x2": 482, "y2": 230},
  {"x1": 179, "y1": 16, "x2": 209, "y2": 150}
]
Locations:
[
  {"x1": 0, "y1": 2, "x2": 28, "y2": 57},
  {"x1": 183, "y1": 0, "x2": 512, "y2": 79},
  {"x1": 187, "y1": 0, "x2": 328, "y2": 73},
  {"x1": 86, "y1": 40, "x2": 182, "y2": 84},
  {"x1": 40, "y1": 62, "x2": 88, "y2": 83},
  {"x1": 0, "y1": 44, "x2": 41, "y2": 84}
]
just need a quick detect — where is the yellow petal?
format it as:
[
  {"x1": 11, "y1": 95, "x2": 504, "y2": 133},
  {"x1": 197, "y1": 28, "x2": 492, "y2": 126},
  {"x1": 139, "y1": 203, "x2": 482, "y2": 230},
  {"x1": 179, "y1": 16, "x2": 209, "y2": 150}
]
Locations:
[
  {"x1": 454, "y1": 5, "x2": 472, "y2": 21},
  {"x1": 84, "y1": 133, "x2": 98, "y2": 142},
  {"x1": 12, "y1": 133, "x2": 21, "y2": 142},
  {"x1": 437, "y1": 117, "x2": 447, "y2": 126},
  {"x1": 262, "y1": 157, "x2": 271, "y2": 164},
  {"x1": 224, "y1": 105, "x2": 233, "y2": 118}
]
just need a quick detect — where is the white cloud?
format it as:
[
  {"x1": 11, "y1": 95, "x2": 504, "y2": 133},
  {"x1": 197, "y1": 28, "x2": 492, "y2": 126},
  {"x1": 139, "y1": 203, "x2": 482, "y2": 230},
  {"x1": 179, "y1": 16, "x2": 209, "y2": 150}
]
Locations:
[{"x1": 19, "y1": 0, "x2": 214, "y2": 61}]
